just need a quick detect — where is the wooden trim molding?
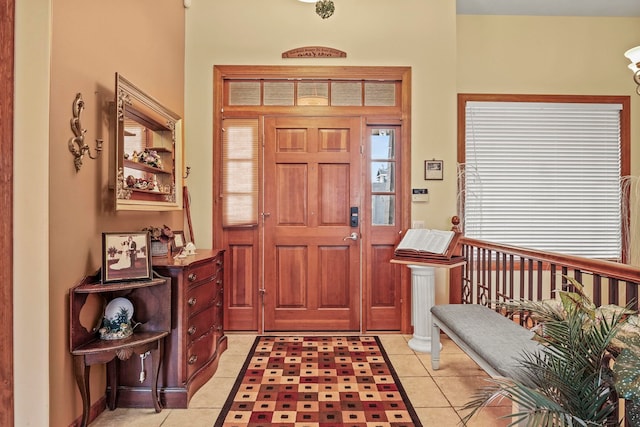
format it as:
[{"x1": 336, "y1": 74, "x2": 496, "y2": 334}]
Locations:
[{"x1": 0, "y1": 0, "x2": 15, "y2": 424}]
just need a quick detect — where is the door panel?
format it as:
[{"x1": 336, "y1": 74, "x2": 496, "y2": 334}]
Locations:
[
  {"x1": 263, "y1": 116, "x2": 361, "y2": 331},
  {"x1": 364, "y1": 126, "x2": 404, "y2": 331}
]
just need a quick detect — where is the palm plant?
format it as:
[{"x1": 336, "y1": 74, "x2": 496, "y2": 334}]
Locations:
[{"x1": 462, "y1": 277, "x2": 640, "y2": 427}]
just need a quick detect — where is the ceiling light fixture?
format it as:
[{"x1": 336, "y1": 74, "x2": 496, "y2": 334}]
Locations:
[
  {"x1": 624, "y1": 46, "x2": 640, "y2": 95},
  {"x1": 315, "y1": 0, "x2": 335, "y2": 19},
  {"x1": 299, "y1": 0, "x2": 335, "y2": 19}
]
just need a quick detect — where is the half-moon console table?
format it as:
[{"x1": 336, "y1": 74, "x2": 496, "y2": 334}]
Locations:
[{"x1": 69, "y1": 275, "x2": 171, "y2": 427}]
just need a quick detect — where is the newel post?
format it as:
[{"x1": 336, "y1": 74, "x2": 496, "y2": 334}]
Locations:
[{"x1": 449, "y1": 216, "x2": 463, "y2": 304}]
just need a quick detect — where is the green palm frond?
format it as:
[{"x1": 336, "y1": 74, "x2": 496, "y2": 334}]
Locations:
[
  {"x1": 463, "y1": 277, "x2": 633, "y2": 426},
  {"x1": 461, "y1": 377, "x2": 594, "y2": 427}
]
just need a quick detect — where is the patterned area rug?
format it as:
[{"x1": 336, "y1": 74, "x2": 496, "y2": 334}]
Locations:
[{"x1": 214, "y1": 336, "x2": 422, "y2": 427}]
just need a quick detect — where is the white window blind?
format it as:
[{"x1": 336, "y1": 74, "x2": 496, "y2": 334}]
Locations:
[
  {"x1": 222, "y1": 118, "x2": 259, "y2": 227},
  {"x1": 463, "y1": 101, "x2": 622, "y2": 259}
]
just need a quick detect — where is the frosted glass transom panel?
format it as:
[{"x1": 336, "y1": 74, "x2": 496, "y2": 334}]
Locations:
[
  {"x1": 298, "y1": 82, "x2": 329, "y2": 106},
  {"x1": 264, "y1": 82, "x2": 295, "y2": 106},
  {"x1": 331, "y1": 82, "x2": 362, "y2": 106},
  {"x1": 224, "y1": 79, "x2": 399, "y2": 107},
  {"x1": 228, "y1": 82, "x2": 261, "y2": 105},
  {"x1": 365, "y1": 82, "x2": 396, "y2": 106}
]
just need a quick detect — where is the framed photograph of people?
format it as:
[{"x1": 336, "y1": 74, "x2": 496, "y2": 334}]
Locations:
[
  {"x1": 424, "y1": 159, "x2": 444, "y2": 180},
  {"x1": 102, "y1": 231, "x2": 153, "y2": 283}
]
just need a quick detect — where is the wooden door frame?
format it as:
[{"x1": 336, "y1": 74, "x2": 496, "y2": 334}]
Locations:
[
  {"x1": 0, "y1": 0, "x2": 15, "y2": 423},
  {"x1": 213, "y1": 65, "x2": 413, "y2": 334}
]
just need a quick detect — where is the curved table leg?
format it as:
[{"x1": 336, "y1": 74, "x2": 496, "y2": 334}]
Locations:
[
  {"x1": 106, "y1": 358, "x2": 118, "y2": 410},
  {"x1": 72, "y1": 356, "x2": 91, "y2": 427},
  {"x1": 150, "y1": 340, "x2": 164, "y2": 413}
]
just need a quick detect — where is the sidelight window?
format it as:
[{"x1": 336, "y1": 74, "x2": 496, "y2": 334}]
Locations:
[
  {"x1": 221, "y1": 118, "x2": 259, "y2": 227},
  {"x1": 370, "y1": 129, "x2": 396, "y2": 226}
]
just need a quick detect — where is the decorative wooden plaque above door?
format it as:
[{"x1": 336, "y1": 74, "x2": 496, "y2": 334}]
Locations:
[{"x1": 282, "y1": 46, "x2": 347, "y2": 58}]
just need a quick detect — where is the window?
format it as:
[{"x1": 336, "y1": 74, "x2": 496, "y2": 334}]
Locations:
[
  {"x1": 221, "y1": 118, "x2": 259, "y2": 227},
  {"x1": 225, "y1": 79, "x2": 398, "y2": 107},
  {"x1": 370, "y1": 128, "x2": 397, "y2": 226},
  {"x1": 459, "y1": 95, "x2": 630, "y2": 260}
]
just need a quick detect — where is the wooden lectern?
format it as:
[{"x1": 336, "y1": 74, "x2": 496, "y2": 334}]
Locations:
[{"x1": 391, "y1": 229, "x2": 464, "y2": 353}]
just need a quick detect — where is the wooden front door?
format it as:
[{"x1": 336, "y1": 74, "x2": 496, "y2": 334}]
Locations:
[{"x1": 263, "y1": 116, "x2": 362, "y2": 331}]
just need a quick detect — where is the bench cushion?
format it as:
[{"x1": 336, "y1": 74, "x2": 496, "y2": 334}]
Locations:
[{"x1": 431, "y1": 304, "x2": 541, "y2": 379}]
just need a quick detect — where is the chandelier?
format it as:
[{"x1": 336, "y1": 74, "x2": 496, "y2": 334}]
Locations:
[
  {"x1": 299, "y1": 0, "x2": 335, "y2": 19},
  {"x1": 624, "y1": 46, "x2": 640, "y2": 95}
]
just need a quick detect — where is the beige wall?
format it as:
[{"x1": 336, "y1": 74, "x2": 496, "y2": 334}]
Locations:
[
  {"x1": 14, "y1": 0, "x2": 51, "y2": 425},
  {"x1": 184, "y1": 4, "x2": 640, "y2": 310},
  {"x1": 184, "y1": 0, "x2": 459, "y2": 247},
  {"x1": 13, "y1": 2, "x2": 640, "y2": 425},
  {"x1": 34, "y1": 1, "x2": 185, "y2": 425},
  {"x1": 457, "y1": 15, "x2": 640, "y2": 264},
  {"x1": 457, "y1": 15, "x2": 640, "y2": 175}
]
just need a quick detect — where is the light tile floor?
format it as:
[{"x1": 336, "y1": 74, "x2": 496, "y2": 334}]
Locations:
[{"x1": 91, "y1": 334, "x2": 512, "y2": 426}]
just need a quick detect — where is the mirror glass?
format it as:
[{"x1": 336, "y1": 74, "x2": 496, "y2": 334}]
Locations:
[{"x1": 114, "y1": 73, "x2": 182, "y2": 211}]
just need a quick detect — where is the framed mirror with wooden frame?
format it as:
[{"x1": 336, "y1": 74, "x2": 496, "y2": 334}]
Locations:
[{"x1": 114, "y1": 73, "x2": 183, "y2": 211}]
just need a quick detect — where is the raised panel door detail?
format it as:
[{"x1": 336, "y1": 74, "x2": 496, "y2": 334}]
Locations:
[
  {"x1": 228, "y1": 244, "x2": 254, "y2": 308},
  {"x1": 276, "y1": 246, "x2": 308, "y2": 308},
  {"x1": 276, "y1": 128, "x2": 307, "y2": 152},
  {"x1": 276, "y1": 164, "x2": 308, "y2": 226},
  {"x1": 319, "y1": 128, "x2": 349, "y2": 152},
  {"x1": 319, "y1": 164, "x2": 349, "y2": 226},
  {"x1": 318, "y1": 246, "x2": 350, "y2": 307},
  {"x1": 370, "y1": 245, "x2": 398, "y2": 307}
]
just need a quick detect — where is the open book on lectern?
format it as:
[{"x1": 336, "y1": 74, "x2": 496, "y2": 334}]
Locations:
[{"x1": 394, "y1": 228, "x2": 461, "y2": 261}]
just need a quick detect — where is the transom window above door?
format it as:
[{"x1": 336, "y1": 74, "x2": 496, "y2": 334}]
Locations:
[{"x1": 225, "y1": 80, "x2": 399, "y2": 107}]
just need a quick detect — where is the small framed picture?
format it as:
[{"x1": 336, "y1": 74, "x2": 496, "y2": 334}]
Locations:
[
  {"x1": 172, "y1": 230, "x2": 186, "y2": 252},
  {"x1": 102, "y1": 232, "x2": 152, "y2": 283},
  {"x1": 424, "y1": 159, "x2": 444, "y2": 180}
]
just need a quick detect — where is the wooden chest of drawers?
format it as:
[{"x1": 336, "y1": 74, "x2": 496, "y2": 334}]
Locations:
[{"x1": 152, "y1": 249, "x2": 226, "y2": 408}]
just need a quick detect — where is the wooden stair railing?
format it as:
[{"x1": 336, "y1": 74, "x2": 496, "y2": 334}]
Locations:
[
  {"x1": 448, "y1": 218, "x2": 640, "y2": 310},
  {"x1": 449, "y1": 236, "x2": 640, "y2": 309},
  {"x1": 446, "y1": 228, "x2": 640, "y2": 427}
]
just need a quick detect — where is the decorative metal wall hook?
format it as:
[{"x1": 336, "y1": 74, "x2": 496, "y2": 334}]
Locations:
[
  {"x1": 68, "y1": 93, "x2": 103, "y2": 172},
  {"x1": 183, "y1": 166, "x2": 191, "y2": 179}
]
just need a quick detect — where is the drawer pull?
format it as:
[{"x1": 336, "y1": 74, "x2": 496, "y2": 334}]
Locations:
[
  {"x1": 188, "y1": 273, "x2": 197, "y2": 282},
  {"x1": 216, "y1": 301, "x2": 222, "y2": 307},
  {"x1": 216, "y1": 259, "x2": 222, "y2": 266},
  {"x1": 188, "y1": 355, "x2": 198, "y2": 365},
  {"x1": 188, "y1": 297, "x2": 197, "y2": 306},
  {"x1": 216, "y1": 279, "x2": 222, "y2": 285},
  {"x1": 188, "y1": 326, "x2": 197, "y2": 335}
]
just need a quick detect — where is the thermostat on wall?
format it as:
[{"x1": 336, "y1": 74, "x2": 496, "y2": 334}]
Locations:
[{"x1": 412, "y1": 188, "x2": 429, "y2": 202}]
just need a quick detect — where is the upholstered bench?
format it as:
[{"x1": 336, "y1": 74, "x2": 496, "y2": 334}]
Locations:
[{"x1": 430, "y1": 304, "x2": 541, "y2": 379}]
